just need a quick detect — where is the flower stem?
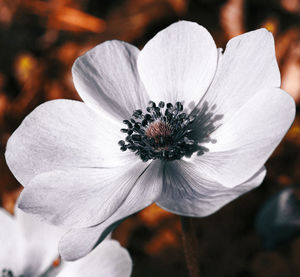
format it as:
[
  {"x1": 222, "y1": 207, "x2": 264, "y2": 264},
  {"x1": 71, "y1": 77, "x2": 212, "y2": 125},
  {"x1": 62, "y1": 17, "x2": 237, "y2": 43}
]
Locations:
[{"x1": 180, "y1": 216, "x2": 201, "y2": 277}]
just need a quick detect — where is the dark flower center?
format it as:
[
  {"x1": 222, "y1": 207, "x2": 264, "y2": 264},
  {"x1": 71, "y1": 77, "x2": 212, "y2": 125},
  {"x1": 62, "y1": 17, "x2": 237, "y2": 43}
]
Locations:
[{"x1": 119, "y1": 100, "x2": 222, "y2": 162}]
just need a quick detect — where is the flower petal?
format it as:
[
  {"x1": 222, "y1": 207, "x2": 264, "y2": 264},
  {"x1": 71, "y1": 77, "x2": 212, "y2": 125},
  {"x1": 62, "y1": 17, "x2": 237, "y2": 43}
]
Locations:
[
  {"x1": 18, "y1": 157, "x2": 149, "y2": 228},
  {"x1": 0, "y1": 209, "x2": 22, "y2": 274},
  {"x1": 72, "y1": 40, "x2": 149, "y2": 120},
  {"x1": 201, "y1": 28, "x2": 281, "y2": 121},
  {"x1": 14, "y1": 208, "x2": 62, "y2": 276},
  {"x1": 196, "y1": 88, "x2": 295, "y2": 188},
  {"x1": 57, "y1": 240, "x2": 132, "y2": 277},
  {"x1": 5, "y1": 99, "x2": 126, "y2": 186},
  {"x1": 58, "y1": 160, "x2": 163, "y2": 261},
  {"x1": 137, "y1": 21, "x2": 218, "y2": 107},
  {"x1": 156, "y1": 160, "x2": 266, "y2": 217}
]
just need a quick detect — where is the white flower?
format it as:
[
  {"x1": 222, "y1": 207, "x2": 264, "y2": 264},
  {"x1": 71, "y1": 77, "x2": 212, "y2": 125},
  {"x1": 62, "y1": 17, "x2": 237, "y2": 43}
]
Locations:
[
  {"x1": 0, "y1": 206, "x2": 132, "y2": 277},
  {"x1": 5, "y1": 21, "x2": 295, "y2": 261}
]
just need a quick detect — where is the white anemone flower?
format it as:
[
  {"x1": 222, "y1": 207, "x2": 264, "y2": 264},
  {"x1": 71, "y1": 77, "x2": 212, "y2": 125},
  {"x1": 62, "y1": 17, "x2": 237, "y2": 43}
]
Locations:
[
  {"x1": 5, "y1": 21, "x2": 295, "y2": 261},
  {"x1": 0, "y1": 207, "x2": 132, "y2": 277}
]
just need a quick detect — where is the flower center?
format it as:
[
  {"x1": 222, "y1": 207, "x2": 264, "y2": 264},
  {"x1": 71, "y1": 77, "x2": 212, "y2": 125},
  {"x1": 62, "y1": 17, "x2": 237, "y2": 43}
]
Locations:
[
  {"x1": 145, "y1": 121, "x2": 172, "y2": 144},
  {"x1": 119, "y1": 101, "x2": 222, "y2": 162}
]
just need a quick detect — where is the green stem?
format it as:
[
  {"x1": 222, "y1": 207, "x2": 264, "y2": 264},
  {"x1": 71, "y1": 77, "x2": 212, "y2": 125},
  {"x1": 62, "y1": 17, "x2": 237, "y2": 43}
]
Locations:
[{"x1": 180, "y1": 216, "x2": 201, "y2": 277}]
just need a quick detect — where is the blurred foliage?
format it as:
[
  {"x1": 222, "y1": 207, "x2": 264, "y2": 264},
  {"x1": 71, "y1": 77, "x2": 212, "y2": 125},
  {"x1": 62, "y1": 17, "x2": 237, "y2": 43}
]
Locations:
[
  {"x1": 0, "y1": 0, "x2": 299, "y2": 276},
  {"x1": 256, "y1": 188, "x2": 300, "y2": 249}
]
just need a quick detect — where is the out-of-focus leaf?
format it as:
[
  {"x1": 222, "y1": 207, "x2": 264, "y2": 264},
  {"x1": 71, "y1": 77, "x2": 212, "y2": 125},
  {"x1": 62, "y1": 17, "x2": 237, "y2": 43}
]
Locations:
[{"x1": 256, "y1": 188, "x2": 300, "y2": 249}]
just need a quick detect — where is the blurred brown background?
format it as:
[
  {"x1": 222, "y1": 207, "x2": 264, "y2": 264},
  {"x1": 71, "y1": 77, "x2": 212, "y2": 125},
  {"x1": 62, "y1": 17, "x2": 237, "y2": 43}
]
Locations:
[{"x1": 0, "y1": 0, "x2": 299, "y2": 276}]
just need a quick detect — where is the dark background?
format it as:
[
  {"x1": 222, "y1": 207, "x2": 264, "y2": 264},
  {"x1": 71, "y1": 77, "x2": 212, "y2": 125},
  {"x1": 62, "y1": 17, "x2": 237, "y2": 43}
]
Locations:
[{"x1": 0, "y1": 0, "x2": 299, "y2": 276}]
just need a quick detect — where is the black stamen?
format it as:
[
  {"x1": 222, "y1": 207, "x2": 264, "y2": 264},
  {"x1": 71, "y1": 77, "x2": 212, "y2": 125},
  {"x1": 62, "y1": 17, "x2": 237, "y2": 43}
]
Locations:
[
  {"x1": 166, "y1": 103, "x2": 173, "y2": 109},
  {"x1": 118, "y1": 100, "x2": 221, "y2": 162},
  {"x1": 118, "y1": 140, "x2": 125, "y2": 146},
  {"x1": 158, "y1": 101, "x2": 165, "y2": 108},
  {"x1": 120, "y1": 146, "x2": 127, "y2": 151},
  {"x1": 148, "y1": 101, "x2": 156, "y2": 108}
]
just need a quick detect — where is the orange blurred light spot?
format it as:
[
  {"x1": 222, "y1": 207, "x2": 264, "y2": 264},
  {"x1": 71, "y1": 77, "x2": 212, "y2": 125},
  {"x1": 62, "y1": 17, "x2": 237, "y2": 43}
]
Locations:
[
  {"x1": 2, "y1": 188, "x2": 22, "y2": 215},
  {"x1": 281, "y1": 0, "x2": 300, "y2": 13},
  {"x1": 167, "y1": 0, "x2": 188, "y2": 14},
  {"x1": 278, "y1": 175, "x2": 292, "y2": 186},
  {"x1": 261, "y1": 16, "x2": 279, "y2": 36},
  {"x1": 14, "y1": 53, "x2": 36, "y2": 82},
  {"x1": 264, "y1": 22, "x2": 276, "y2": 33},
  {"x1": 145, "y1": 228, "x2": 180, "y2": 255},
  {"x1": 286, "y1": 123, "x2": 300, "y2": 145},
  {"x1": 20, "y1": 56, "x2": 32, "y2": 71},
  {"x1": 52, "y1": 257, "x2": 60, "y2": 267},
  {"x1": 23, "y1": 1, "x2": 106, "y2": 33},
  {"x1": 138, "y1": 203, "x2": 173, "y2": 228},
  {"x1": 52, "y1": 7, "x2": 106, "y2": 33}
]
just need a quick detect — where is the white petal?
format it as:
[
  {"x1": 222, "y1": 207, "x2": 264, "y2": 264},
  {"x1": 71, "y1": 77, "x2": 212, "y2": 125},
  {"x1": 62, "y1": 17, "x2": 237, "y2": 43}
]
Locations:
[
  {"x1": 137, "y1": 21, "x2": 218, "y2": 108},
  {"x1": 201, "y1": 28, "x2": 281, "y2": 120},
  {"x1": 18, "y1": 157, "x2": 149, "y2": 228},
  {"x1": 58, "y1": 160, "x2": 163, "y2": 261},
  {"x1": 14, "y1": 208, "x2": 62, "y2": 276},
  {"x1": 72, "y1": 40, "x2": 149, "y2": 120},
  {"x1": 156, "y1": 160, "x2": 266, "y2": 217},
  {"x1": 57, "y1": 240, "x2": 132, "y2": 277},
  {"x1": 196, "y1": 88, "x2": 295, "y2": 188},
  {"x1": 0, "y1": 209, "x2": 23, "y2": 275},
  {"x1": 5, "y1": 99, "x2": 127, "y2": 186}
]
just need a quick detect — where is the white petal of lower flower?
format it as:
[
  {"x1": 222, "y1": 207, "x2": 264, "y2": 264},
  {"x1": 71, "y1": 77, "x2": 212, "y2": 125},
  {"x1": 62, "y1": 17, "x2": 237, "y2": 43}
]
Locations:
[
  {"x1": 14, "y1": 208, "x2": 62, "y2": 276},
  {"x1": 137, "y1": 21, "x2": 218, "y2": 108},
  {"x1": 57, "y1": 240, "x2": 132, "y2": 277},
  {"x1": 19, "y1": 158, "x2": 149, "y2": 228},
  {"x1": 5, "y1": 99, "x2": 126, "y2": 186},
  {"x1": 201, "y1": 28, "x2": 281, "y2": 121},
  {"x1": 0, "y1": 209, "x2": 23, "y2": 275},
  {"x1": 156, "y1": 160, "x2": 266, "y2": 217},
  {"x1": 72, "y1": 40, "x2": 149, "y2": 120},
  {"x1": 58, "y1": 160, "x2": 163, "y2": 261},
  {"x1": 197, "y1": 88, "x2": 295, "y2": 188}
]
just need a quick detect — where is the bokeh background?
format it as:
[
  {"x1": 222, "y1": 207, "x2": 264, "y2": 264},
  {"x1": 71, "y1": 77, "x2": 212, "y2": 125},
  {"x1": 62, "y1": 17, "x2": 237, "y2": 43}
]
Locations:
[{"x1": 0, "y1": 0, "x2": 299, "y2": 276}]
